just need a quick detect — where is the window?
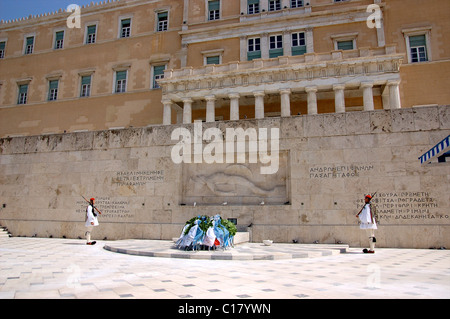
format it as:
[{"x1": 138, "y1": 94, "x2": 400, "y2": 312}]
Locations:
[
  {"x1": 0, "y1": 41, "x2": 5, "y2": 58},
  {"x1": 334, "y1": 0, "x2": 349, "y2": 2},
  {"x1": 202, "y1": 49, "x2": 223, "y2": 66},
  {"x1": 269, "y1": 34, "x2": 283, "y2": 58},
  {"x1": 25, "y1": 36, "x2": 34, "y2": 55},
  {"x1": 292, "y1": 32, "x2": 306, "y2": 56},
  {"x1": 18, "y1": 84, "x2": 28, "y2": 104},
  {"x1": 157, "y1": 12, "x2": 168, "y2": 32},
  {"x1": 54, "y1": 31, "x2": 64, "y2": 50},
  {"x1": 115, "y1": 70, "x2": 127, "y2": 93},
  {"x1": 409, "y1": 35, "x2": 428, "y2": 63},
  {"x1": 48, "y1": 80, "x2": 59, "y2": 101},
  {"x1": 208, "y1": 0, "x2": 220, "y2": 21},
  {"x1": 86, "y1": 25, "x2": 97, "y2": 44},
  {"x1": 206, "y1": 56, "x2": 220, "y2": 65},
  {"x1": 0, "y1": 41, "x2": 6, "y2": 59},
  {"x1": 120, "y1": 18, "x2": 131, "y2": 38},
  {"x1": 337, "y1": 40, "x2": 354, "y2": 50},
  {"x1": 403, "y1": 27, "x2": 432, "y2": 64},
  {"x1": 269, "y1": 0, "x2": 281, "y2": 11},
  {"x1": 247, "y1": 37, "x2": 261, "y2": 61},
  {"x1": 152, "y1": 65, "x2": 165, "y2": 89},
  {"x1": 80, "y1": 75, "x2": 91, "y2": 97},
  {"x1": 332, "y1": 32, "x2": 357, "y2": 51},
  {"x1": 291, "y1": 0, "x2": 303, "y2": 8},
  {"x1": 248, "y1": 0, "x2": 260, "y2": 14}
]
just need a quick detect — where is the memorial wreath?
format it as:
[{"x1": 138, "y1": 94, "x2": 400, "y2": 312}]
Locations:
[{"x1": 175, "y1": 214, "x2": 237, "y2": 250}]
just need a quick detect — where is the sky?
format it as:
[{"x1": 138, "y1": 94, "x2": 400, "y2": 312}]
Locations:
[{"x1": 0, "y1": 0, "x2": 97, "y2": 21}]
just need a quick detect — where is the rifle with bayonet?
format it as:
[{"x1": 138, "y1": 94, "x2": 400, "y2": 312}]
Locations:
[
  {"x1": 356, "y1": 191, "x2": 378, "y2": 222},
  {"x1": 80, "y1": 195, "x2": 102, "y2": 216}
]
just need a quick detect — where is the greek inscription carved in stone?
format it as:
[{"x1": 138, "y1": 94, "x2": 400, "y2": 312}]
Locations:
[
  {"x1": 113, "y1": 170, "x2": 164, "y2": 186},
  {"x1": 76, "y1": 197, "x2": 133, "y2": 220},
  {"x1": 356, "y1": 192, "x2": 447, "y2": 223},
  {"x1": 310, "y1": 164, "x2": 374, "y2": 179}
]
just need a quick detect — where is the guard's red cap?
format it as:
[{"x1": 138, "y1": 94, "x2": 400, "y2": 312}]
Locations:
[
  {"x1": 365, "y1": 195, "x2": 372, "y2": 199},
  {"x1": 90, "y1": 198, "x2": 95, "y2": 201}
]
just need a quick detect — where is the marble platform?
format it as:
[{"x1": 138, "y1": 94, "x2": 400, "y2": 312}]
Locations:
[{"x1": 103, "y1": 239, "x2": 349, "y2": 260}]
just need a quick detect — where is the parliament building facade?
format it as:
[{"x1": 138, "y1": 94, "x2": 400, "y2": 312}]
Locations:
[{"x1": 0, "y1": 0, "x2": 449, "y2": 136}]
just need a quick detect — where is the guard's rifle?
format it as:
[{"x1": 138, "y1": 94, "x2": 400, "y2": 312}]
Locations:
[{"x1": 80, "y1": 195, "x2": 102, "y2": 216}]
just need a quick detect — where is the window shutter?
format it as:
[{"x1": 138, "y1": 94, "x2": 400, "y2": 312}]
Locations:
[
  {"x1": 49, "y1": 80, "x2": 59, "y2": 90},
  {"x1": 116, "y1": 71, "x2": 127, "y2": 81},
  {"x1": 248, "y1": 0, "x2": 259, "y2": 4},
  {"x1": 158, "y1": 12, "x2": 168, "y2": 19},
  {"x1": 81, "y1": 76, "x2": 91, "y2": 85},
  {"x1": 26, "y1": 37, "x2": 34, "y2": 46},
  {"x1": 0, "y1": 42, "x2": 6, "y2": 50},
  {"x1": 19, "y1": 84, "x2": 28, "y2": 94},
  {"x1": 206, "y1": 56, "x2": 220, "y2": 65},
  {"x1": 209, "y1": 0, "x2": 220, "y2": 11},
  {"x1": 292, "y1": 45, "x2": 306, "y2": 56},
  {"x1": 154, "y1": 65, "x2": 165, "y2": 76},
  {"x1": 87, "y1": 25, "x2": 96, "y2": 35},
  {"x1": 337, "y1": 40, "x2": 353, "y2": 50},
  {"x1": 121, "y1": 18, "x2": 131, "y2": 26},
  {"x1": 55, "y1": 31, "x2": 64, "y2": 41},
  {"x1": 409, "y1": 35, "x2": 426, "y2": 47}
]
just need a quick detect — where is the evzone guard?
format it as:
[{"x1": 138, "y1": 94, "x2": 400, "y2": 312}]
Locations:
[
  {"x1": 83, "y1": 197, "x2": 101, "y2": 245},
  {"x1": 356, "y1": 194, "x2": 378, "y2": 253}
]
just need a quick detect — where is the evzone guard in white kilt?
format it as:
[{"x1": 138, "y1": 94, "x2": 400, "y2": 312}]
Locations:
[
  {"x1": 356, "y1": 194, "x2": 378, "y2": 253},
  {"x1": 85, "y1": 198, "x2": 100, "y2": 245}
]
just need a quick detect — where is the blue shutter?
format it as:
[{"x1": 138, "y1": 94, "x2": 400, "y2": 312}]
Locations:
[
  {"x1": 337, "y1": 40, "x2": 353, "y2": 50},
  {"x1": 209, "y1": 0, "x2": 220, "y2": 11},
  {"x1": 81, "y1": 75, "x2": 91, "y2": 85},
  {"x1": 116, "y1": 71, "x2": 127, "y2": 81},
  {"x1": 409, "y1": 35, "x2": 426, "y2": 47}
]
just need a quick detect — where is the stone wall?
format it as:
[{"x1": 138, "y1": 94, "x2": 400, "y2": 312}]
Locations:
[{"x1": 0, "y1": 105, "x2": 449, "y2": 248}]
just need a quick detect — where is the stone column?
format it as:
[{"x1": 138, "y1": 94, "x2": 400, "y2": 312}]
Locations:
[
  {"x1": 280, "y1": 89, "x2": 291, "y2": 117},
  {"x1": 333, "y1": 84, "x2": 346, "y2": 113},
  {"x1": 387, "y1": 80, "x2": 401, "y2": 109},
  {"x1": 361, "y1": 82, "x2": 374, "y2": 111},
  {"x1": 182, "y1": 98, "x2": 193, "y2": 124},
  {"x1": 305, "y1": 86, "x2": 318, "y2": 115},
  {"x1": 254, "y1": 91, "x2": 265, "y2": 119},
  {"x1": 205, "y1": 95, "x2": 216, "y2": 122},
  {"x1": 229, "y1": 93, "x2": 240, "y2": 121},
  {"x1": 162, "y1": 99, "x2": 172, "y2": 125}
]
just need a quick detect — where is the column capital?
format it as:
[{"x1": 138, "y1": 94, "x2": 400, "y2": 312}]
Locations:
[
  {"x1": 228, "y1": 92, "x2": 240, "y2": 99},
  {"x1": 161, "y1": 99, "x2": 173, "y2": 105},
  {"x1": 205, "y1": 95, "x2": 216, "y2": 101},
  {"x1": 387, "y1": 79, "x2": 401, "y2": 86},
  {"x1": 332, "y1": 83, "x2": 346, "y2": 91},
  {"x1": 305, "y1": 86, "x2": 317, "y2": 93},
  {"x1": 279, "y1": 88, "x2": 291, "y2": 95},
  {"x1": 182, "y1": 98, "x2": 193, "y2": 104},
  {"x1": 360, "y1": 81, "x2": 374, "y2": 89},
  {"x1": 254, "y1": 90, "x2": 265, "y2": 97}
]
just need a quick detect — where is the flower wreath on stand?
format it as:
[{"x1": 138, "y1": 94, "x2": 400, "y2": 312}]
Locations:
[{"x1": 175, "y1": 214, "x2": 237, "y2": 251}]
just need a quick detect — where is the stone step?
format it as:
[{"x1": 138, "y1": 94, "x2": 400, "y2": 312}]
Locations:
[
  {"x1": 104, "y1": 239, "x2": 349, "y2": 260},
  {"x1": 0, "y1": 226, "x2": 11, "y2": 238}
]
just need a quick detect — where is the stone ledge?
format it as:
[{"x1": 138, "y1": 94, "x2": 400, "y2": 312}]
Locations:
[{"x1": 1, "y1": 106, "x2": 449, "y2": 155}]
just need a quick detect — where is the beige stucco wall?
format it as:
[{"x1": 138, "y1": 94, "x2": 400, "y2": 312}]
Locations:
[{"x1": 0, "y1": 0, "x2": 449, "y2": 137}]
